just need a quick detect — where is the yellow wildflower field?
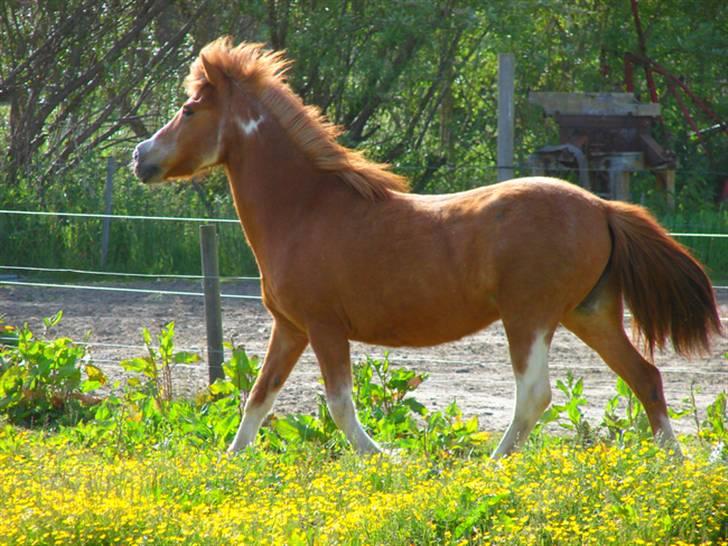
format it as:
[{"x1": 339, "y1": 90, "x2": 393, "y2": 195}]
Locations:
[{"x1": 0, "y1": 429, "x2": 725, "y2": 545}]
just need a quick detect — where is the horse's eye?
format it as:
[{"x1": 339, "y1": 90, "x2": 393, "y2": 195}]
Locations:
[{"x1": 182, "y1": 106, "x2": 194, "y2": 118}]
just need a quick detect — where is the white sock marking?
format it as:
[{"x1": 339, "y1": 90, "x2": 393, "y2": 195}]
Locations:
[
  {"x1": 328, "y1": 390, "x2": 380, "y2": 454},
  {"x1": 656, "y1": 413, "x2": 680, "y2": 449},
  {"x1": 493, "y1": 331, "x2": 552, "y2": 458},
  {"x1": 228, "y1": 391, "x2": 276, "y2": 452}
]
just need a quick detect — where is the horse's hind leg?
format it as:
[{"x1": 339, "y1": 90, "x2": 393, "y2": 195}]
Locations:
[
  {"x1": 492, "y1": 325, "x2": 555, "y2": 458},
  {"x1": 562, "y1": 286, "x2": 680, "y2": 453},
  {"x1": 228, "y1": 318, "x2": 308, "y2": 452}
]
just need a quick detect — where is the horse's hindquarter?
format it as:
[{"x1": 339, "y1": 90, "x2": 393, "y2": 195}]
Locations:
[
  {"x1": 482, "y1": 179, "x2": 612, "y2": 327},
  {"x1": 267, "y1": 178, "x2": 612, "y2": 347}
]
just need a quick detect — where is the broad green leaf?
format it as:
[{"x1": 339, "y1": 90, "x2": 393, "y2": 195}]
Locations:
[
  {"x1": 209, "y1": 380, "x2": 236, "y2": 395},
  {"x1": 174, "y1": 351, "x2": 201, "y2": 364},
  {"x1": 142, "y1": 328, "x2": 152, "y2": 348},
  {"x1": 84, "y1": 364, "x2": 107, "y2": 385},
  {"x1": 43, "y1": 310, "x2": 63, "y2": 329},
  {"x1": 80, "y1": 380, "x2": 102, "y2": 393},
  {"x1": 121, "y1": 357, "x2": 155, "y2": 378}
]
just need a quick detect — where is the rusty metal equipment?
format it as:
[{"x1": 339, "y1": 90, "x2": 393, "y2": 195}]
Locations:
[{"x1": 528, "y1": 92, "x2": 676, "y2": 205}]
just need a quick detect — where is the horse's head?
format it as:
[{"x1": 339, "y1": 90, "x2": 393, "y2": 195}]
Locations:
[
  {"x1": 132, "y1": 55, "x2": 229, "y2": 184},
  {"x1": 133, "y1": 37, "x2": 407, "y2": 199}
]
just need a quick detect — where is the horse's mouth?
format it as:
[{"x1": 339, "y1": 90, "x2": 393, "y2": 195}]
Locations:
[{"x1": 133, "y1": 161, "x2": 163, "y2": 184}]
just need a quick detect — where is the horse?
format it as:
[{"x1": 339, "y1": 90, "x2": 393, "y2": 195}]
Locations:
[{"x1": 132, "y1": 37, "x2": 721, "y2": 458}]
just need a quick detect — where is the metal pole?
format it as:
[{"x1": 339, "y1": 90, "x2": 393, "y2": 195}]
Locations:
[
  {"x1": 497, "y1": 53, "x2": 515, "y2": 182},
  {"x1": 100, "y1": 156, "x2": 115, "y2": 267},
  {"x1": 200, "y1": 224, "x2": 224, "y2": 384}
]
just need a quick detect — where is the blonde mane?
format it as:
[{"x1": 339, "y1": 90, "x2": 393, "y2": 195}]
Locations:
[{"x1": 185, "y1": 37, "x2": 409, "y2": 200}]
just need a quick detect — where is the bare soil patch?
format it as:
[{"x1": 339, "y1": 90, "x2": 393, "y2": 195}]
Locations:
[{"x1": 2, "y1": 280, "x2": 726, "y2": 435}]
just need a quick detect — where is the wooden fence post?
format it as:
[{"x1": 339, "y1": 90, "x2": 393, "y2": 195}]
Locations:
[
  {"x1": 497, "y1": 53, "x2": 515, "y2": 182},
  {"x1": 100, "y1": 156, "x2": 116, "y2": 267},
  {"x1": 200, "y1": 224, "x2": 224, "y2": 384}
]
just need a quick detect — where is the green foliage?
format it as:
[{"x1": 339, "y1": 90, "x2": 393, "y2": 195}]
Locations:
[
  {"x1": 209, "y1": 342, "x2": 260, "y2": 403},
  {"x1": 537, "y1": 373, "x2": 656, "y2": 448},
  {"x1": 659, "y1": 207, "x2": 728, "y2": 281},
  {"x1": 0, "y1": 315, "x2": 19, "y2": 347},
  {"x1": 534, "y1": 373, "x2": 723, "y2": 454},
  {"x1": 353, "y1": 355, "x2": 427, "y2": 440},
  {"x1": 0, "y1": 314, "x2": 493, "y2": 455},
  {"x1": 0, "y1": 311, "x2": 105, "y2": 427},
  {"x1": 421, "y1": 400, "x2": 489, "y2": 457},
  {"x1": 1, "y1": 314, "x2": 725, "y2": 464},
  {"x1": 536, "y1": 371, "x2": 595, "y2": 447},
  {"x1": 120, "y1": 321, "x2": 200, "y2": 409},
  {"x1": 263, "y1": 354, "x2": 489, "y2": 455},
  {"x1": 702, "y1": 392, "x2": 727, "y2": 441},
  {"x1": 0, "y1": 167, "x2": 259, "y2": 277},
  {"x1": 601, "y1": 377, "x2": 654, "y2": 446},
  {"x1": 697, "y1": 391, "x2": 728, "y2": 462},
  {"x1": 349, "y1": 354, "x2": 489, "y2": 455}
]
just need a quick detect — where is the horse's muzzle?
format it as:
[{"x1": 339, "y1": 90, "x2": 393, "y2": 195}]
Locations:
[
  {"x1": 134, "y1": 162, "x2": 162, "y2": 184},
  {"x1": 132, "y1": 143, "x2": 162, "y2": 184}
]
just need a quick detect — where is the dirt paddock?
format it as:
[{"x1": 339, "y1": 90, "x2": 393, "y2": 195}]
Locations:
[{"x1": 2, "y1": 280, "x2": 726, "y2": 436}]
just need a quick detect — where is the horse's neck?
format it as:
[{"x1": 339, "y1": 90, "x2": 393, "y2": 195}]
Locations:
[{"x1": 223, "y1": 121, "x2": 343, "y2": 268}]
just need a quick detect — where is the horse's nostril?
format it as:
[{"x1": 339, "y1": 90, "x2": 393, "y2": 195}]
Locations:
[{"x1": 132, "y1": 147, "x2": 140, "y2": 162}]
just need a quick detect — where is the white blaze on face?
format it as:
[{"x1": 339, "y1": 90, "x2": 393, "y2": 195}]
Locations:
[
  {"x1": 239, "y1": 114, "x2": 265, "y2": 137},
  {"x1": 137, "y1": 124, "x2": 174, "y2": 165}
]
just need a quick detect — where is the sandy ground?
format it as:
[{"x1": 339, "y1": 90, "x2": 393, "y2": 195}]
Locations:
[{"x1": 1, "y1": 279, "x2": 726, "y2": 436}]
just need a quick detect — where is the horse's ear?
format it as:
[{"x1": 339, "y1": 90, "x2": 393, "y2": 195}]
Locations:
[{"x1": 201, "y1": 55, "x2": 225, "y2": 88}]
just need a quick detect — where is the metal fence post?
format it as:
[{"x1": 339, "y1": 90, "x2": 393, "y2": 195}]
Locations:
[
  {"x1": 200, "y1": 224, "x2": 224, "y2": 384},
  {"x1": 497, "y1": 52, "x2": 515, "y2": 182}
]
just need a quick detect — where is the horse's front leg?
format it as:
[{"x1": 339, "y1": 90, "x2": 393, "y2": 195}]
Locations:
[
  {"x1": 308, "y1": 325, "x2": 381, "y2": 454},
  {"x1": 228, "y1": 319, "x2": 308, "y2": 452}
]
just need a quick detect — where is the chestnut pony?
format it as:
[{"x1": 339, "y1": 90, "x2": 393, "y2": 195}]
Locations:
[{"x1": 133, "y1": 38, "x2": 720, "y2": 457}]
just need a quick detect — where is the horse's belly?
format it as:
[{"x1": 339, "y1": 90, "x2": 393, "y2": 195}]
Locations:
[{"x1": 348, "y1": 299, "x2": 499, "y2": 348}]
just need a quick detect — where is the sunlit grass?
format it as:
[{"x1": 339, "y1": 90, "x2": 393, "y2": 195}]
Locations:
[{"x1": 1, "y1": 428, "x2": 725, "y2": 545}]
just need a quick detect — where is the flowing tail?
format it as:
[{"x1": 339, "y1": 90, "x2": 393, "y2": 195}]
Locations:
[{"x1": 606, "y1": 201, "x2": 722, "y2": 357}]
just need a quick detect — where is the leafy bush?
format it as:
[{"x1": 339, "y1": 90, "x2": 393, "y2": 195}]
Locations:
[
  {"x1": 0, "y1": 311, "x2": 105, "y2": 427},
  {"x1": 120, "y1": 322, "x2": 200, "y2": 408},
  {"x1": 537, "y1": 371, "x2": 594, "y2": 446},
  {"x1": 600, "y1": 377, "x2": 654, "y2": 446},
  {"x1": 0, "y1": 314, "x2": 494, "y2": 456}
]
